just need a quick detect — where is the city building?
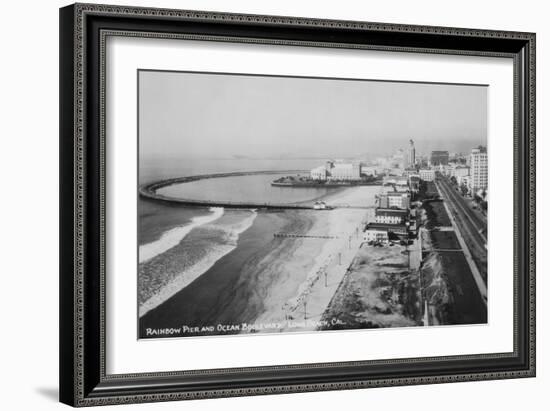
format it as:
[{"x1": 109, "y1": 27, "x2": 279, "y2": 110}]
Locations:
[
  {"x1": 403, "y1": 168, "x2": 418, "y2": 178},
  {"x1": 329, "y1": 162, "x2": 361, "y2": 181},
  {"x1": 310, "y1": 160, "x2": 362, "y2": 181},
  {"x1": 360, "y1": 165, "x2": 378, "y2": 176},
  {"x1": 458, "y1": 175, "x2": 471, "y2": 188},
  {"x1": 451, "y1": 165, "x2": 470, "y2": 179},
  {"x1": 430, "y1": 150, "x2": 449, "y2": 166},
  {"x1": 408, "y1": 175, "x2": 421, "y2": 193},
  {"x1": 310, "y1": 166, "x2": 327, "y2": 180},
  {"x1": 407, "y1": 139, "x2": 416, "y2": 167},
  {"x1": 363, "y1": 225, "x2": 390, "y2": 243},
  {"x1": 375, "y1": 208, "x2": 409, "y2": 224},
  {"x1": 363, "y1": 223, "x2": 409, "y2": 243},
  {"x1": 419, "y1": 168, "x2": 435, "y2": 182},
  {"x1": 436, "y1": 164, "x2": 452, "y2": 176},
  {"x1": 383, "y1": 176, "x2": 409, "y2": 190},
  {"x1": 377, "y1": 192, "x2": 410, "y2": 210},
  {"x1": 469, "y1": 147, "x2": 488, "y2": 192}
]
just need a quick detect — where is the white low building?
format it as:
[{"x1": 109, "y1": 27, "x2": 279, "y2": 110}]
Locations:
[
  {"x1": 419, "y1": 169, "x2": 435, "y2": 181},
  {"x1": 451, "y1": 165, "x2": 470, "y2": 179},
  {"x1": 310, "y1": 166, "x2": 327, "y2": 181},
  {"x1": 360, "y1": 165, "x2": 378, "y2": 176},
  {"x1": 363, "y1": 227, "x2": 389, "y2": 243}
]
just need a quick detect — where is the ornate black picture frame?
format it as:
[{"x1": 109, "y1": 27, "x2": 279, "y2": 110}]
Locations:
[{"x1": 59, "y1": 3, "x2": 535, "y2": 407}]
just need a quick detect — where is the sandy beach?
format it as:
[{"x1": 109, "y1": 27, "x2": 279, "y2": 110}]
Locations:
[
  {"x1": 246, "y1": 186, "x2": 379, "y2": 333},
  {"x1": 139, "y1": 185, "x2": 381, "y2": 338}
]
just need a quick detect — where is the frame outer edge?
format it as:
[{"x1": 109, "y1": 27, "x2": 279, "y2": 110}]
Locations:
[
  {"x1": 527, "y1": 33, "x2": 536, "y2": 376},
  {"x1": 59, "y1": 3, "x2": 77, "y2": 407},
  {"x1": 63, "y1": 2, "x2": 537, "y2": 407}
]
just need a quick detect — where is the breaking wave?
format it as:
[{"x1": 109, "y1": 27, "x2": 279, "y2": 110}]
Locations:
[
  {"x1": 139, "y1": 210, "x2": 257, "y2": 317},
  {"x1": 139, "y1": 207, "x2": 224, "y2": 264}
]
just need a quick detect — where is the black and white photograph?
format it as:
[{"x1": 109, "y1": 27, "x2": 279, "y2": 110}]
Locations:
[{"x1": 137, "y1": 70, "x2": 488, "y2": 339}]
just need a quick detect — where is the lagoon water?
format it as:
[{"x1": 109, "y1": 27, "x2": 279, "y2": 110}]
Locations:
[{"x1": 157, "y1": 173, "x2": 337, "y2": 205}]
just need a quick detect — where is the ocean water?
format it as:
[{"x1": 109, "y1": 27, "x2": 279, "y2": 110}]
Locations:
[
  {"x1": 137, "y1": 158, "x2": 332, "y2": 318},
  {"x1": 139, "y1": 210, "x2": 314, "y2": 334},
  {"x1": 138, "y1": 208, "x2": 257, "y2": 316}
]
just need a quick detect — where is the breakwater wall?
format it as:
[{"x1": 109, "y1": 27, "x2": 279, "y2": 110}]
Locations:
[{"x1": 139, "y1": 170, "x2": 315, "y2": 210}]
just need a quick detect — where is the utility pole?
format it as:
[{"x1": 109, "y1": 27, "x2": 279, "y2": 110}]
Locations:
[
  {"x1": 303, "y1": 300, "x2": 307, "y2": 320},
  {"x1": 324, "y1": 270, "x2": 328, "y2": 287}
]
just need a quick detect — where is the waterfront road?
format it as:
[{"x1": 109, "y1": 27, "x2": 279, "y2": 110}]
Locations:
[{"x1": 435, "y1": 174, "x2": 488, "y2": 284}]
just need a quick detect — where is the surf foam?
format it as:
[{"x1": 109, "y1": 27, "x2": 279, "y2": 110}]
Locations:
[
  {"x1": 139, "y1": 207, "x2": 224, "y2": 264},
  {"x1": 139, "y1": 210, "x2": 257, "y2": 317}
]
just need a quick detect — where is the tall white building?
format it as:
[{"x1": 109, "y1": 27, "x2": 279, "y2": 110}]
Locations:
[
  {"x1": 469, "y1": 147, "x2": 488, "y2": 192},
  {"x1": 407, "y1": 139, "x2": 416, "y2": 167}
]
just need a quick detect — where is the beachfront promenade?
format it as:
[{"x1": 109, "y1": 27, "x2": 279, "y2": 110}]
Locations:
[{"x1": 279, "y1": 222, "x2": 365, "y2": 329}]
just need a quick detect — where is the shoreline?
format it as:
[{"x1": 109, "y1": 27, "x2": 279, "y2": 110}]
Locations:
[
  {"x1": 242, "y1": 186, "x2": 379, "y2": 333},
  {"x1": 139, "y1": 186, "x2": 379, "y2": 338}
]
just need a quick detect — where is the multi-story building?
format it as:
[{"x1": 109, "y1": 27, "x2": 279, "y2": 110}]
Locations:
[
  {"x1": 419, "y1": 168, "x2": 435, "y2": 182},
  {"x1": 437, "y1": 164, "x2": 452, "y2": 176},
  {"x1": 402, "y1": 167, "x2": 418, "y2": 178},
  {"x1": 408, "y1": 175, "x2": 421, "y2": 193},
  {"x1": 363, "y1": 225, "x2": 390, "y2": 243},
  {"x1": 459, "y1": 175, "x2": 471, "y2": 188},
  {"x1": 375, "y1": 208, "x2": 408, "y2": 224},
  {"x1": 451, "y1": 165, "x2": 470, "y2": 179},
  {"x1": 407, "y1": 139, "x2": 416, "y2": 167},
  {"x1": 310, "y1": 160, "x2": 362, "y2": 181},
  {"x1": 430, "y1": 150, "x2": 449, "y2": 166},
  {"x1": 363, "y1": 223, "x2": 409, "y2": 243},
  {"x1": 329, "y1": 162, "x2": 361, "y2": 181},
  {"x1": 377, "y1": 192, "x2": 410, "y2": 210},
  {"x1": 469, "y1": 147, "x2": 488, "y2": 192},
  {"x1": 360, "y1": 165, "x2": 378, "y2": 176},
  {"x1": 310, "y1": 166, "x2": 327, "y2": 180}
]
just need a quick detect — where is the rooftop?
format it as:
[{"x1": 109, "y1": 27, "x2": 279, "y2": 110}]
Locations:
[
  {"x1": 365, "y1": 223, "x2": 409, "y2": 232},
  {"x1": 375, "y1": 208, "x2": 409, "y2": 216}
]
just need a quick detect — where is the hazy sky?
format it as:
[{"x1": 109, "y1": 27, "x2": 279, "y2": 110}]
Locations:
[{"x1": 139, "y1": 70, "x2": 487, "y2": 160}]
